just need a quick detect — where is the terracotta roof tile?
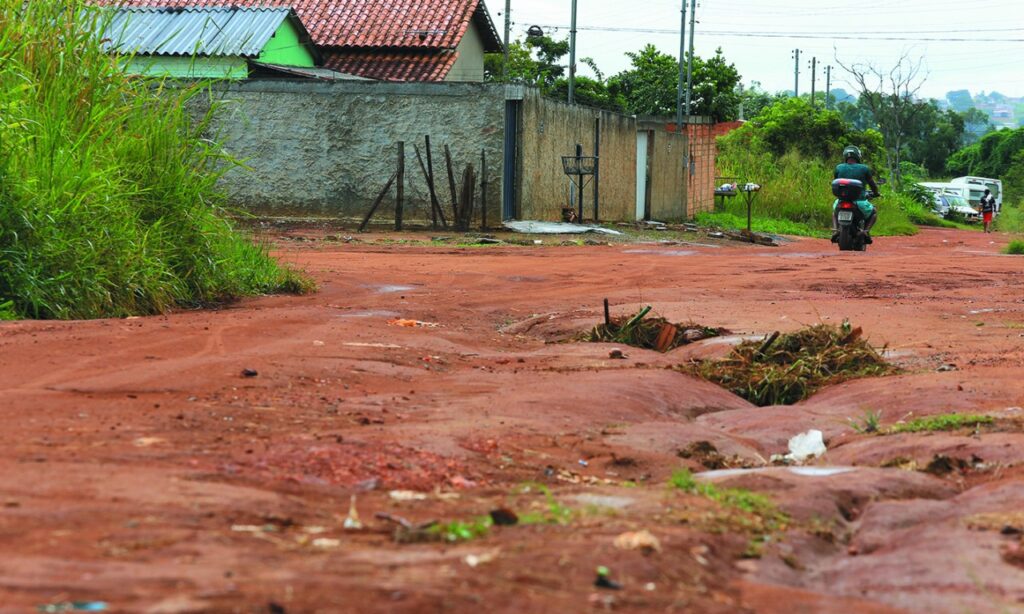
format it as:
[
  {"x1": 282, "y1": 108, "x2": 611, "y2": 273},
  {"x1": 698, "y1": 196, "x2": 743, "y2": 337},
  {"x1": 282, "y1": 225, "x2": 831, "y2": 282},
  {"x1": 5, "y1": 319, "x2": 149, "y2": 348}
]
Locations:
[
  {"x1": 95, "y1": 0, "x2": 501, "y2": 51},
  {"x1": 323, "y1": 48, "x2": 458, "y2": 81}
]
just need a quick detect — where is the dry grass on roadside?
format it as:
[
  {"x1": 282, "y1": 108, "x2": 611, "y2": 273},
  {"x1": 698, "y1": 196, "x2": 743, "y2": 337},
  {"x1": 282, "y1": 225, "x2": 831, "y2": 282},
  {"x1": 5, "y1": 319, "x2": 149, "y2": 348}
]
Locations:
[{"x1": 684, "y1": 322, "x2": 893, "y2": 406}]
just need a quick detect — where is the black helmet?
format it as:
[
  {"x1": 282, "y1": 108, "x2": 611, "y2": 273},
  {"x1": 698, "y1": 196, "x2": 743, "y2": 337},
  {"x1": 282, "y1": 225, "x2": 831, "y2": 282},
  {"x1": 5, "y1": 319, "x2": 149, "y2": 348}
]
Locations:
[{"x1": 842, "y1": 145, "x2": 862, "y2": 162}]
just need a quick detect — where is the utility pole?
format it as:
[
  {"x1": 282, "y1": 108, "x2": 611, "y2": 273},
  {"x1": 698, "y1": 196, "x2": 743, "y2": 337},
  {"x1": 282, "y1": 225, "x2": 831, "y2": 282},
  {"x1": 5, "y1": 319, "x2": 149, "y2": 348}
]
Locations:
[
  {"x1": 568, "y1": 0, "x2": 578, "y2": 104},
  {"x1": 684, "y1": 0, "x2": 697, "y2": 116},
  {"x1": 502, "y1": 0, "x2": 511, "y2": 80},
  {"x1": 792, "y1": 48, "x2": 801, "y2": 98},
  {"x1": 825, "y1": 65, "x2": 832, "y2": 109},
  {"x1": 809, "y1": 56, "x2": 817, "y2": 108},
  {"x1": 675, "y1": 0, "x2": 687, "y2": 129}
]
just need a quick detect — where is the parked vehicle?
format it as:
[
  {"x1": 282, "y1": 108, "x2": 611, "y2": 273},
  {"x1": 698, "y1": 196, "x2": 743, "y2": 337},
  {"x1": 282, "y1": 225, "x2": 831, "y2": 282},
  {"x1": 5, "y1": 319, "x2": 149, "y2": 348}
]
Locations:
[
  {"x1": 932, "y1": 192, "x2": 982, "y2": 222},
  {"x1": 832, "y1": 178, "x2": 875, "y2": 252},
  {"x1": 951, "y1": 176, "x2": 1002, "y2": 211}
]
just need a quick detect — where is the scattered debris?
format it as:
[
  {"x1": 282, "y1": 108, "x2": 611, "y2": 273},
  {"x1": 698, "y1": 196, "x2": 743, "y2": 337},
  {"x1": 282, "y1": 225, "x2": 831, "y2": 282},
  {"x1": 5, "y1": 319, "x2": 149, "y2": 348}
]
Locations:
[
  {"x1": 677, "y1": 440, "x2": 759, "y2": 470},
  {"x1": 936, "y1": 363, "x2": 958, "y2": 372},
  {"x1": 773, "y1": 430, "x2": 827, "y2": 465},
  {"x1": 388, "y1": 319, "x2": 441, "y2": 328},
  {"x1": 581, "y1": 305, "x2": 725, "y2": 353},
  {"x1": 489, "y1": 507, "x2": 519, "y2": 526},
  {"x1": 311, "y1": 537, "x2": 341, "y2": 549},
  {"x1": 594, "y1": 566, "x2": 623, "y2": 590},
  {"x1": 241, "y1": 368, "x2": 259, "y2": 378},
  {"x1": 37, "y1": 603, "x2": 108, "y2": 613},
  {"x1": 686, "y1": 322, "x2": 893, "y2": 406},
  {"x1": 503, "y1": 220, "x2": 623, "y2": 236},
  {"x1": 464, "y1": 551, "x2": 499, "y2": 567},
  {"x1": 389, "y1": 490, "x2": 428, "y2": 502},
  {"x1": 608, "y1": 348, "x2": 627, "y2": 359},
  {"x1": 613, "y1": 530, "x2": 661, "y2": 554},
  {"x1": 343, "y1": 495, "x2": 363, "y2": 530}
]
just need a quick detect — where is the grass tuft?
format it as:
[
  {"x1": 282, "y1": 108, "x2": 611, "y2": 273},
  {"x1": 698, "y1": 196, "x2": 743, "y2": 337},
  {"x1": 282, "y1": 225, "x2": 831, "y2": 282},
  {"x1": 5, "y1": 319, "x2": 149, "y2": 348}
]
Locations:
[
  {"x1": 669, "y1": 469, "x2": 785, "y2": 521},
  {"x1": 886, "y1": 413, "x2": 994, "y2": 434},
  {"x1": 1003, "y1": 240, "x2": 1024, "y2": 255},
  {"x1": 0, "y1": 1, "x2": 310, "y2": 319}
]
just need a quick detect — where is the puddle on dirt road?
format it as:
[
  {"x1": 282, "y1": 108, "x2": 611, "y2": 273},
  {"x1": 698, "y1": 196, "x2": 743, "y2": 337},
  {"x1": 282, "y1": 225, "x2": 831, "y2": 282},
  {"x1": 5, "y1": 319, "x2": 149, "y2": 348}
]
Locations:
[
  {"x1": 622, "y1": 249, "x2": 697, "y2": 257},
  {"x1": 503, "y1": 276, "x2": 548, "y2": 283},
  {"x1": 369, "y1": 284, "x2": 419, "y2": 294},
  {"x1": 697, "y1": 467, "x2": 857, "y2": 479},
  {"x1": 337, "y1": 310, "x2": 401, "y2": 319}
]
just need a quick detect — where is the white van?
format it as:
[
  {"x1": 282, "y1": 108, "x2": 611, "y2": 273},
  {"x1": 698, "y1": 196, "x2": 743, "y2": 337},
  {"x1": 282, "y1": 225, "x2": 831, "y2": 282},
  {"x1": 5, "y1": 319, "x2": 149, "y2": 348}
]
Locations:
[
  {"x1": 951, "y1": 176, "x2": 1002, "y2": 210},
  {"x1": 916, "y1": 182, "x2": 982, "y2": 222}
]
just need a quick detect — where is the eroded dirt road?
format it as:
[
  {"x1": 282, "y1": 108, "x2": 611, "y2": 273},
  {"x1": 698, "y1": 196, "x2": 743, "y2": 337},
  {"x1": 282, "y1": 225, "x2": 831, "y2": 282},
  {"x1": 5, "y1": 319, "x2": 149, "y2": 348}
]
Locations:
[{"x1": 1, "y1": 227, "x2": 1023, "y2": 613}]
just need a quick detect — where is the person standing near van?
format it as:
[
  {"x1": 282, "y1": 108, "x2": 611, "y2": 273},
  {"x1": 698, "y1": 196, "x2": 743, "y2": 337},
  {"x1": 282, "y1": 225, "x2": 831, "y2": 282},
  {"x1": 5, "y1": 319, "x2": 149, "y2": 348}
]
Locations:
[{"x1": 980, "y1": 189, "x2": 996, "y2": 233}]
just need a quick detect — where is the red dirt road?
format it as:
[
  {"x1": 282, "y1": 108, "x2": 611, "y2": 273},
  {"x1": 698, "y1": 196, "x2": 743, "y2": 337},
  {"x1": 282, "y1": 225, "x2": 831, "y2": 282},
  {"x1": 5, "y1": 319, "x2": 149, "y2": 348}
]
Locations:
[{"x1": 1, "y1": 227, "x2": 1023, "y2": 613}]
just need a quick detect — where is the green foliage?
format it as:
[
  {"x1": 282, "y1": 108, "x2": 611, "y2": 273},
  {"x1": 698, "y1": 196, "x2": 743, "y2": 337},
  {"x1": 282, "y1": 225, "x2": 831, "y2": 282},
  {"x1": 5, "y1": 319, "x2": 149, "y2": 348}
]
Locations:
[
  {"x1": 484, "y1": 35, "x2": 569, "y2": 89},
  {"x1": 669, "y1": 469, "x2": 781, "y2": 518},
  {"x1": 848, "y1": 410, "x2": 883, "y2": 434},
  {"x1": 547, "y1": 75, "x2": 625, "y2": 112},
  {"x1": 732, "y1": 97, "x2": 883, "y2": 160},
  {"x1": 0, "y1": 1, "x2": 309, "y2": 319},
  {"x1": 433, "y1": 517, "x2": 493, "y2": 542},
  {"x1": 0, "y1": 300, "x2": 15, "y2": 321},
  {"x1": 947, "y1": 126, "x2": 1024, "y2": 179},
  {"x1": 607, "y1": 44, "x2": 678, "y2": 116},
  {"x1": 714, "y1": 135, "x2": 920, "y2": 236},
  {"x1": 946, "y1": 90, "x2": 974, "y2": 112},
  {"x1": 886, "y1": 414, "x2": 994, "y2": 434},
  {"x1": 994, "y1": 203, "x2": 1024, "y2": 233},
  {"x1": 695, "y1": 212, "x2": 824, "y2": 238},
  {"x1": 739, "y1": 82, "x2": 785, "y2": 120},
  {"x1": 1004, "y1": 240, "x2": 1024, "y2": 255}
]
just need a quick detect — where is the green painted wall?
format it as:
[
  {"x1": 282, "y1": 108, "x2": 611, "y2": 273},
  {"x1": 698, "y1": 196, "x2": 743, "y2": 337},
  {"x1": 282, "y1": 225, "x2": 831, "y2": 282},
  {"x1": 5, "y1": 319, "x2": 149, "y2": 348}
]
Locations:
[
  {"x1": 258, "y1": 20, "x2": 316, "y2": 67},
  {"x1": 121, "y1": 21, "x2": 315, "y2": 80},
  {"x1": 124, "y1": 55, "x2": 249, "y2": 79}
]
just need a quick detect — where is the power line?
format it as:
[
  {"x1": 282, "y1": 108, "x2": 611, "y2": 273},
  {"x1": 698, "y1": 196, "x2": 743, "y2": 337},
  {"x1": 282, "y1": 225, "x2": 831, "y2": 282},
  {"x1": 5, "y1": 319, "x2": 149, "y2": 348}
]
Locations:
[{"x1": 530, "y1": 23, "x2": 1024, "y2": 42}]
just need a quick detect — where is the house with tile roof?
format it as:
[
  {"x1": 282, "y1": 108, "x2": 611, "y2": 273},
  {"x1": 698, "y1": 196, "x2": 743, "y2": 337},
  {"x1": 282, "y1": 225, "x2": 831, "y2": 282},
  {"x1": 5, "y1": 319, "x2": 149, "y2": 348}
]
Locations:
[
  {"x1": 102, "y1": 7, "x2": 325, "y2": 80},
  {"x1": 95, "y1": 0, "x2": 504, "y2": 82}
]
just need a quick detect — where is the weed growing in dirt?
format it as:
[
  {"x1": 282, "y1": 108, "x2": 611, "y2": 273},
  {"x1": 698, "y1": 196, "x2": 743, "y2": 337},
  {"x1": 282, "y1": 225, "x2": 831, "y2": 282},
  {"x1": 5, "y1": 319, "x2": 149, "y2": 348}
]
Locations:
[
  {"x1": 0, "y1": 1, "x2": 311, "y2": 319},
  {"x1": 432, "y1": 517, "x2": 493, "y2": 542},
  {"x1": 516, "y1": 483, "x2": 574, "y2": 526},
  {"x1": 684, "y1": 322, "x2": 893, "y2": 406},
  {"x1": 669, "y1": 470, "x2": 780, "y2": 518},
  {"x1": 886, "y1": 413, "x2": 994, "y2": 434},
  {"x1": 581, "y1": 306, "x2": 725, "y2": 352},
  {"x1": 848, "y1": 410, "x2": 883, "y2": 434},
  {"x1": 1003, "y1": 240, "x2": 1024, "y2": 255}
]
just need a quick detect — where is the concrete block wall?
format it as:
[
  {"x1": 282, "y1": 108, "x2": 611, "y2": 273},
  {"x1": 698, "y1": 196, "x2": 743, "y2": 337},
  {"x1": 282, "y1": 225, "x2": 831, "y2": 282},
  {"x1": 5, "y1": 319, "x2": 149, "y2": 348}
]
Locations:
[
  {"x1": 199, "y1": 80, "x2": 506, "y2": 224},
  {"x1": 517, "y1": 91, "x2": 638, "y2": 222}
]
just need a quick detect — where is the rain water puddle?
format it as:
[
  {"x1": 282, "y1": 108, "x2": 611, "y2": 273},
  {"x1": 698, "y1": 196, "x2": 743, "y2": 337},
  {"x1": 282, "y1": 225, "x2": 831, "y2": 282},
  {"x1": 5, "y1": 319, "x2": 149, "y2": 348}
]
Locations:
[
  {"x1": 622, "y1": 249, "x2": 697, "y2": 257},
  {"x1": 337, "y1": 310, "x2": 401, "y2": 319},
  {"x1": 369, "y1": 284, "x2": 418, "y2": 294}
]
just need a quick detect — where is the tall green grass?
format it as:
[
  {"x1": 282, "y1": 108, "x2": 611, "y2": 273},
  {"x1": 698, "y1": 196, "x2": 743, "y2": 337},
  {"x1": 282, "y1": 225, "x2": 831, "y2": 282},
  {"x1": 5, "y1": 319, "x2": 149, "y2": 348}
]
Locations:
[
  {"x1": 715, "y1": 137, "x2": 937, "y2": 237},
  {"x1": 994, "y1": 202, "x2": 1024, "y2": 234},
  {"x1": 0, "y1": 1, "x2": 310, "y2": 320}
]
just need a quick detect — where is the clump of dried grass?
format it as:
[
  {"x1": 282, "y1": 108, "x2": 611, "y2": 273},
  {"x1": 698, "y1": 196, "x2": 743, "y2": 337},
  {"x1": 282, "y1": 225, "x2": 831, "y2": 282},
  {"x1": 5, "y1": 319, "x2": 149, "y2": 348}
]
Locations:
[
  {"x1": 581, "y1": 306, "x2": 726, "y2": 352},
  {"x1": 685, "y1": 322, "x2": 893, "y2": 406}
]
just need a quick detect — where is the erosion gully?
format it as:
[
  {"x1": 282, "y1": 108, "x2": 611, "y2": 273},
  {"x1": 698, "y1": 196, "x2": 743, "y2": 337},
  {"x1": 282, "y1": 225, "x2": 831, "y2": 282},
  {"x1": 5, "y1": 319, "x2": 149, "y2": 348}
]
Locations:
[{"x1": 0, "y1": 227, "x2": 1022, "y2": 613}]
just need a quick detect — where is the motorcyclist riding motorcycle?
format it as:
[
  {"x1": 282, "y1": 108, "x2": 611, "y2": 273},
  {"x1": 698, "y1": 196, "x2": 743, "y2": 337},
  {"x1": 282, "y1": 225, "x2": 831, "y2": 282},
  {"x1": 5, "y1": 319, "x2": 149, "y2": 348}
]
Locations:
[{"x1": 832, "y1": 145, "x2": 880, "y2": 244}]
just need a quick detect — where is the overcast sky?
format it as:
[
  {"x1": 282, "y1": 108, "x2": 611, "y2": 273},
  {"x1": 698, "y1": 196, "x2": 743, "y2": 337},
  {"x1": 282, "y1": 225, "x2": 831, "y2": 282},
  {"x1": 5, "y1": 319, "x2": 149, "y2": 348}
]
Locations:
[{"x1": 485, "y1": 0, "x2": 1024, "y2": 101}]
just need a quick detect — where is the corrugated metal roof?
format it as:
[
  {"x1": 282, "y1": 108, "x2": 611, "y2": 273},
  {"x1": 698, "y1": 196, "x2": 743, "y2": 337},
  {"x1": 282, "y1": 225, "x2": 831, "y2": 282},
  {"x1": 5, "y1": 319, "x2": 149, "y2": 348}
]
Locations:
[
  {"x1": 95, "y1": 0, "x2": 504, "y2": 53},
  {"x1": 102, "y1": 7, "x2": 293, "y2": 58}
]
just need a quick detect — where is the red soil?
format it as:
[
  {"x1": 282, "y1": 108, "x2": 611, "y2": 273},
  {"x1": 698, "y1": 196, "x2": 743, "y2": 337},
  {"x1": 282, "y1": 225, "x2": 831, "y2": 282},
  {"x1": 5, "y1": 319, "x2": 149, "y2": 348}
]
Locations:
[{"x1": 1, "y1": 226, "x2": 1022, "y2": 613}]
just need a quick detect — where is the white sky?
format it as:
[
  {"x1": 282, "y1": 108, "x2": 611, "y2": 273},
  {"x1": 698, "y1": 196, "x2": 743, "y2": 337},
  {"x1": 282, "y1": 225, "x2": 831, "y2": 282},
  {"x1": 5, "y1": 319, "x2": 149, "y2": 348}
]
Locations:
[{"x1": 485, "y1": 0, "x2": 1024, "y2": 101}]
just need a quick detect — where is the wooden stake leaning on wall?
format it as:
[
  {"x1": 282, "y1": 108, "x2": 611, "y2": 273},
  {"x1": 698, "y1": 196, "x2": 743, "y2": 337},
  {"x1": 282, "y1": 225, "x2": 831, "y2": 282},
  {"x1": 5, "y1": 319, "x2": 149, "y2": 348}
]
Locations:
[
  {"x1": 358, "y1": 169, "x2": 399, "y2": 232},
  {"x1": 414, "y1": 143, "x2": 447, "y2": 229},
  {"x1": 480, "y1": 150, "x2": 488, "y2": 230},
  {"x1": 457, "y1": 164, "x2": 476, "y2": 231},
  {"x1": 444, "y1": 144, "x2": 460, "y2": 224},
  {"x1": 395, "y1": 141, "x2": 405, "y2": 231}
]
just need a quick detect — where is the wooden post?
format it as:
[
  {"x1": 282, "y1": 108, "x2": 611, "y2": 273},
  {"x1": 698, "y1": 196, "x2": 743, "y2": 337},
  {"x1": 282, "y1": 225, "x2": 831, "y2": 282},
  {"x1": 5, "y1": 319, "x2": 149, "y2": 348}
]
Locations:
[
  {"x1": 358, "y1": 170, "x2": 399, "y2": 232},
  {"x1": 457, "y1": 164, "x2": 475, "y2": 231},
  {"x1": 480, "y1": 149, "x2": 488, "y2": 230},
  {"x1": 444, "y1": 144, "x2": 459, "y2": 223},
  {"x1": 395, "y1": 142, "x2": 405, "y2": 231},
  {"x1": 415, "y1": 143, "x2": 447, "y2": 228}
]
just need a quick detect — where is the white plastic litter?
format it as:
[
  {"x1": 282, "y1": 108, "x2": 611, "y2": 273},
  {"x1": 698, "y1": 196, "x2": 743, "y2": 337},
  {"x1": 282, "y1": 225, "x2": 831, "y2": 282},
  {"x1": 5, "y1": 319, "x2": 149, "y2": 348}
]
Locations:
[
  {"x1": 783, "y1": 429, "x2": 827, "y2": 464},
  {"x1": 503, "y1": 220, "x2": 623, "y2": 235}
]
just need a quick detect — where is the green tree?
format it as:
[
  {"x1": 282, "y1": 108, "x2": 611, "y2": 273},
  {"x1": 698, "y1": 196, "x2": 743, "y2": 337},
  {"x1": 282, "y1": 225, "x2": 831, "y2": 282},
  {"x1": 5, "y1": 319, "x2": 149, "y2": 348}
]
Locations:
[
  {"x1": 739, "y1": 82, "x2": 784, "y2": 120},
  {"x1": 608, "y1": 45, "x2": 742, "y2": 121},
  {"x1": 483, "y1": 35, "x2": 569, "y2": 88},
  {"x1": 946, "y1": 89, "x2": 973, "y2": 112},
  {"x1": 607, "y1": 44, "x2": 678, "y2": 116},
  {"x1": 734, "y1": 97, "x2": 882, "y2": 161}
]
